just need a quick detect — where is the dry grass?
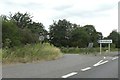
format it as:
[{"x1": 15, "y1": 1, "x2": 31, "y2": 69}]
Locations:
[{"x1": 2, "y1": 43, "x2": 63, "y2": 64}]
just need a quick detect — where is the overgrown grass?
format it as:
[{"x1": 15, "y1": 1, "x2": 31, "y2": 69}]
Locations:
[
  {"x1": 0, "y1": 49, "x2": 2, "y2": 60},
  {"x1": 2, "y1": 43, "x2": 63, "y2": 64},
  {"x1": 61, "y1": 47, "x2": 118, "y2": 54}
]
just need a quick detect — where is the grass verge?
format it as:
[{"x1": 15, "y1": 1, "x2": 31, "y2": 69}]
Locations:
[
  {"x1": 61, "y1": 47, "x2": 118, "y2": 55},
  {"x1": 2, "y1": 43, "x2": 63, "y2": 64},
  {"x1": 0, "y1": 49, "x2": 2, "y2": 61}
]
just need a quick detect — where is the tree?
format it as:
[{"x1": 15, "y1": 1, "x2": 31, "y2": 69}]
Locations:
[
  {"x1": 49, "y1": 19, "x2": 72, "y2": 47},
  {"x1": 2, "y1": 14, "x2": 39, "y2": 47},
  {"x1": 2, "y1": 18, "x2": 22, "y2": 47},
  {"x1": 19, "y1": 28, "x2": 39, "y2": 44},
  {"x1": 107, "y1": 30, "x2": 120, "y2": 48},
  {"x1": 49, "y1": 20, "x2": 103, "y2": 48},
  {"x1": 70, "y1": 27, "x2": 90, "y2": 47},
  {"x1": 28, "y1": 22, "x2": 48, "y2": 37},
  {"x1": 83, "y1": 25, "x2": 102, "y2": 47},
  {"x1": 28, "y1": 22, "x2": 49, "y2": 43},
  {"x1": 11, "y1": 12, "x2": 48, "y2": 42},
  {"x1": 11, "y1": 12, "x2": 32, "y2": 29}
]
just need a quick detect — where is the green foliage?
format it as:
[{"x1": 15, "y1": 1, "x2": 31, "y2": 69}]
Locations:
[
  {"x1": 0, "y1": 49, "x2": 2, "y2": 60},
  {"x1": 2, "y1": 43, "x2": 63, "y2": 64},
  {"x1": 49, "y1": 19, "x2": 73, "y2": 47},
  {"x1": 83, "y1": 25, "x2": 102, "y2": 47},
  {"x1": 49, "y1": 20, "x2": 103, "y2": 48},
  {"x1": 2, "y1": 19, "x2": 39, "y2": 47},
  {"x1": 28, "y1": 22, "x2": 48, "y2": 42},
  {"x1": 28, "y1": 22, "x2": 47, "y2": 35},
  {"x1": 19, "y1": 28, "x2": 39, "y2": 45},
  {"x1": 11, "y1": 12, "x2": 32, "y2": 29},
  {"x1": 61, "y1": 47, "x2": 118, "y2": 54},
  {"x1": 2, "y1": 20, "x2": 22, "y2": 47},
  {"x1": 107, "y1": 30, "x2": 120, "y2": 48},
  {"x1": 2, "y1": 12, "x2": 48, "y2": 48},
  {"x1": 2, "y1": 12, "x2": 119, "y2": 64},
  {"x1": 61, "y1": 47, "x2": 98, "y2": 54},
  {"x1": 4, "y1": 38, "x2": 11, "y2": 48},
  {"x1": 70, "y1": 27, "x2": 89, "y2": 47}
]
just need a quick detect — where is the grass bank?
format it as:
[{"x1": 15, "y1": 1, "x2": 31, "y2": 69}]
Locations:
[
  {"x1": 61, "y1": 47, "x2": 118, "y2": 54},
  {"x1": 0, "y1": 49, "x2": 2, "y2": 61},
  {"x1": 2, "y1": 43, "x2": 63, "y2": 64}
]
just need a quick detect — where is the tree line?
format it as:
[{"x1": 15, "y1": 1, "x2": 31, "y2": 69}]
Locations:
[{"x1": 2, "y1": 12, "x2": 120, "y2": 48}]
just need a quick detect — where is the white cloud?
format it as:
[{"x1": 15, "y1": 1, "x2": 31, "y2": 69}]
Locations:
[{"x1": 0, "y1": 0, "x2": 119, "y2": 37}]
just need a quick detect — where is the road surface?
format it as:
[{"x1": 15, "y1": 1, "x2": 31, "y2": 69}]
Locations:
[{"x1": 2, "y1": 52, "x2": 119, "y2": 78}]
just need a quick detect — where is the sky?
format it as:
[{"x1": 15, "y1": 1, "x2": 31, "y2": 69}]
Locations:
[{"x1": 0, "y1": 0, "x2": 119, "y2": 37}]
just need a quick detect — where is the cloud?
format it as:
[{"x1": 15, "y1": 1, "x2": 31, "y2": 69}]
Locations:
[
  {"x1": 53, "y1": 5, "x2": 73, "y2": 11},
  {"x1": 0, "y1": 0, "x2": 119, "y2": 37}
]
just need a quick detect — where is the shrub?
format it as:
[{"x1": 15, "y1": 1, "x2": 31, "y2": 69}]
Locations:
[
  {"x1": 2, "y1": 43, "x2": 63, "y2": 64},
  {"x1": 2, "y1": 20, "x2": 39, "y2": 48},
  {"x1": 2, "y1": 20, "x2": 22, "y2": 47}
]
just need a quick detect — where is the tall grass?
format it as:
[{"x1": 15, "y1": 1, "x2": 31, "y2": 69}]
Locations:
[
  {"x1": 61, "y1": 47, "x2": 118, "y2": 54},
  {"x1": 2, "y1": 43, "x2": 63, "y2": 64},
  {"x1": 0, "y1": 49, "x2": 2, "y2": 61}
]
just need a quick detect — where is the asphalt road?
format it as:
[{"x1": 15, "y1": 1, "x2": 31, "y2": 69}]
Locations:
[
  {"x1": 69, "y1": 56, "x2": 118, "y2": 78},
  {"x1": 2, "y1": 52, "x2": 119, "y2": 78}
]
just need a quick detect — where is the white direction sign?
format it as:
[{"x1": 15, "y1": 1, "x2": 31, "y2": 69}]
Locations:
[{"x1": 98, "y1": 40, "x2": 112, "y2": 44}]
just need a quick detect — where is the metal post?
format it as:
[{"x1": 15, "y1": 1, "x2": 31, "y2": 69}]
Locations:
[{"x1": 100, "y1": 43, "x2": 102, "y2": 54}]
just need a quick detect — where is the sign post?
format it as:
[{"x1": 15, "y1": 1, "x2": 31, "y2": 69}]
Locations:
[
  {"x1": 98, "y1": 40, "x2": 112, "y2": 54},
  {"x1": 100, "y1": 43, "x2": 102, "y2": 54},
  {"x1": 108, "y1": 43, "x2": 110, "y2": 53},
  {"x1": 86, "y1": 43, "x2": 93, "y2": 54}
]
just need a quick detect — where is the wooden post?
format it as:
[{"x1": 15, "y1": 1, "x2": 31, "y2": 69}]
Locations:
[{"x1": 100, "y1": 43, "x2": 102, "y2": 54}]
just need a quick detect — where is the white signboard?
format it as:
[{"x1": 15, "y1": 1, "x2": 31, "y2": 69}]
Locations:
[{"x1": 98, "y1": 40, "x2": 112, "y2": 43}]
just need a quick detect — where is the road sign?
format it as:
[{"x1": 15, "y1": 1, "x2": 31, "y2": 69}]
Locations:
[
  {"x1": 88, "y1": 43, "x2": 93, "y2": 48},
  {"x1": 98, "y1": 39, "x2": 112, "y2": 54},
  {"x1": 98, "y1": 40, "x2": 112, "y2": 43},
  {"x1": 39, "y1": 36, "x2": 44, "y2": 41}
]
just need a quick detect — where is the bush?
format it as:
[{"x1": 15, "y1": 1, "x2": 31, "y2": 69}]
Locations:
[
  {"x1": 19, "y1": 28, "x2": 39, "y2": 45},
  {"x1": 2, "y1": 20, "x2": 22, "y2": 47},
  {"x1": 2, "y1": 43, "x2": 63, "y2": 64},
  {"x1": 2, "y1": 20, "x2": 39, "y2": 48}
]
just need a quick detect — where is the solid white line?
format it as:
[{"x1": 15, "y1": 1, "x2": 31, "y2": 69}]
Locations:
[
  {"x1": 81, "y1": 67, "x2": 91, "y2": 71},
  {"x1": 112, "y1": 57, "x2": 118, "y2": 60},
  {"x1": 62, "y1": 72, "x2": 77, "y2": 78}
]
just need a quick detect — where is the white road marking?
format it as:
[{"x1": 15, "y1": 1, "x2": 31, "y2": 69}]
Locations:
[
  {"x1": 93, "y1": 60, "x2": 103, "y2": 67},
  {"x1": 62, "y1": 72, "x2": 77, "y2": 78},
  {"x1": 97, "y1": 60, "x2": 104, "y2": 64},
  {"x1": 93, "y1": 60, "x2": 108, "y2": 66},
  {"x1": 81, "y1": 67, "x2": 91, "y2": 71},
  {"x1": 112, "y1": 57, "x2": 118, "y2": 60},
  {"x1": 99, "y1": 60, "x2": 108, "y2": 65},
  {"x1": 93, "y1": 63, "x2": 99, "y2": 67},
  {"x1": 62, "y1": 56, "x2": 113, "y2": 78}
]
